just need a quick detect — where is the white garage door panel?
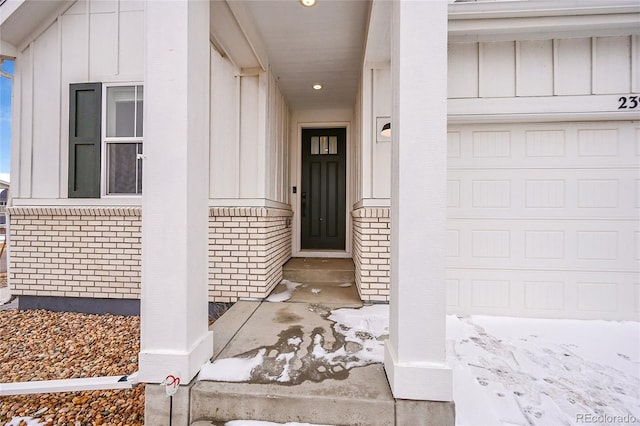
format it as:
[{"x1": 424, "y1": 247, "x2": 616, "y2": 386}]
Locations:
[
  {"x1": 446, "y1": 269, "x2": 639, "y2": 320},
  {"x1": 447, "y1": 124, "x2": 639, "y2": 168},
  {"x1": 447, "y1": 121, "x2": 640, "y2": 320},
  {"x1": 447, "y1": 219, "x2": 639, "y2": 272},
  {"x1": 448, "y1": 169, "x2": 639, "y2": 219}
]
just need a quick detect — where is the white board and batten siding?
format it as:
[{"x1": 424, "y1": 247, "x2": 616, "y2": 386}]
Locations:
[
  {"x1": 355, "y1": 65, "x2": 391, "y2": 206},
  {"x1": 447, "y1": 35, "x2": 640, "y2": 320},
  {"x1": 448, "y1": 36, "x2": 640, "y2": 99},
  {"x1": 13, "y1": 0, "x2": 291, "y2": 207},
  {"x1": 13, "y1": 0, "x2": 144, "y2": 200},
  {"x1": 209, "y1": 47, "x2": 291, "y2": 206}
]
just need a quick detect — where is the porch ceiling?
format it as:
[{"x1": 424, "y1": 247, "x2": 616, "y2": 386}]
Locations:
[{"x1": 242, "y1": 0, "x2": 370, "y2": 111}]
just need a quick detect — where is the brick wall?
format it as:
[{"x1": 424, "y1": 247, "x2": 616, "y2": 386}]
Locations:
[
  {"x1": 352, "y1": 207, "x2": 390, "y2": 302},
  {"x1": 208, "y1": 207, "x2": 293, "y2": 302},
  {"x1": 8, "y1": 206, "x2": 293, "y2": 303},
  {"x1": 8, "y1": 207, "x2": 142, "y2": 299}
]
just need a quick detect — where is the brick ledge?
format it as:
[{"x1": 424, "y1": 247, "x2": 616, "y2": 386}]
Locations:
[
  {"x1": 7, "y1": 206, "x2": 142, "y2": 216},
  {"x1": 7, "y1": 206, "x2": 294, "y2": 218},
  {"x1": 351, "y1": 207, "x2": 390, "y2": 218},
  {"x1": 209, "y1": 207, "x2": 293, "y2": 217}
]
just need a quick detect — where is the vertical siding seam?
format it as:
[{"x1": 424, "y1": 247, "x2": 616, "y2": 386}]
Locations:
[
  {"x1": 208, "y1": 46, "x2": 213, "y2": 199},
  {"x1": 478, "y1": 42, "x2": 484, "y2": 98},
  {"x1": 115, "y1": 0, "x2": 121, "y2": 76},
  {"x1": 28, "y1": 43, "x2": 34, "y2": 198},
  {"x1": 628, "y1": 34, "x2": 635, "y2": 92},
  {"x1": 552, "y1": 39, "x2": 559, "y2": 96},
  {"x1": 369, "y1": 68, "x2": 374, "y2": 199},
  {"x1": 236, "y1": 75, "x2": 241, "y2": 198},
  {"x1": 11, "y1": 51, "x2": 21, "y2": 198},
  {"x1": 57, "y1": 17, "x2": 63, "y2": 199},
  {"x1": 632, "y1": 35, "x2": 639, "y2": 92},
  {"x1": 514, "y1": 40, "x2": 520, "y2": 97},
  {"x1": 86, "y1": 0, "x2": 91, "y2": 79},
  {"x1": 590, "y1": 37, "x2": 596, "y2": 95}
]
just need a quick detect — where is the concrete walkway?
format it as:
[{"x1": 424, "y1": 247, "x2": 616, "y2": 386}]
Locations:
[
  {"x1": 191, "y1": 258, "x2": 399, "y2": 425},
  {"x1": 144, "y1": 258, "x2": 453, "y2": 426},
  {"x1": 192, "y1": 300, "x2": 396, "y2": 425},
  {"x1": 188, "y1": 258, "x2": 445, "y2": 426}
]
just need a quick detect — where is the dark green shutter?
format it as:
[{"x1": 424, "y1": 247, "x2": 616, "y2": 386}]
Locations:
[{"x1": 68, "y1": 83, "x2": 102, "y2": 198}]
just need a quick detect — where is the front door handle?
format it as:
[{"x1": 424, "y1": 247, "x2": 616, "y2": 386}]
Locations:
[{"x1": 301, "y1": 192, "x2": 306, "y2": 218}]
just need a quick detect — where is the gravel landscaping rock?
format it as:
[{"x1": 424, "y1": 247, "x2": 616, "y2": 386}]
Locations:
[{"x1": 0, "y1": 309, "x2": 144, "y2": 425}]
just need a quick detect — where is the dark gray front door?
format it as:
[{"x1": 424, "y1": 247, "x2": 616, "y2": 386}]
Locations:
[{"x1": 301, "y1": 128, "x2": 346, "y2": 250}]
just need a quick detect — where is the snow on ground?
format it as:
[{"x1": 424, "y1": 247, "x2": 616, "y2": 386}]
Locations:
[
  {"x1": 199, "y1": 348, "x2": 267, "y2": 382},
  {"x1": 198, "y1": 303, "x2": 639, "y2": 425},
  {"x1": 5, "y1": 417, "x2": 43, "y2": 426},
  {"x1": 322, "y1": 304, "x2": 389, "y2": 367},
  {"x1": 265, "y1": 280, "x2": 301, "y2": 302},
  {"x1": 12, "y1": 306, "x2": 639, "y2": 426},
  {"x1": 449, "y1": 315, "x2": 640, "y2": 426},
  {"x1": 198, "y1": 304, "x2": 389, "y2": 384}
]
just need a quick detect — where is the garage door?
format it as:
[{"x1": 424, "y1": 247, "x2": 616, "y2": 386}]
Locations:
[{"x1": 446, "y1": 121, "x2": 639, "y2": 320}]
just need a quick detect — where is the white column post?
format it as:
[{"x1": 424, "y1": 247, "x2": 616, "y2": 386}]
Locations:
[
  {"x1": 384, "y1": 0, "x2": 452, "y2": 401},
  {"x1": 138, "y1": 0, "x2": 213, "y2": 384}
]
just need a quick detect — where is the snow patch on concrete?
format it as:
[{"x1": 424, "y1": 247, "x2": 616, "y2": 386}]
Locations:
[
  {"x1": 198, "y1": 349, "x2": 266, "y2": 382},
  {"x1": 266, "y1": 280, "x2": 301, "y2": 303}
]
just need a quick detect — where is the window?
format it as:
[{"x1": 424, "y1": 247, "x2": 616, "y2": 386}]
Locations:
[
  {"x1": 68, "y1": 82, "x2": 143, "y2": 198},
  {"x1": 310, "y1": 135, "x2": 338, "y2": 155},
  {"x1": 104, "y1": 85, "x2": 143, "y2": 195}
]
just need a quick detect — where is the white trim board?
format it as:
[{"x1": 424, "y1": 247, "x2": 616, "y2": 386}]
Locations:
[{"x1": 0, "y1": 374, "x2": 137, "y2": 396}]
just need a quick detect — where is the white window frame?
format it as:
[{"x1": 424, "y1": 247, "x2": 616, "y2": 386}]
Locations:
[{"x1": 101, "y1": 82, "x2": 144, "y2": 198}]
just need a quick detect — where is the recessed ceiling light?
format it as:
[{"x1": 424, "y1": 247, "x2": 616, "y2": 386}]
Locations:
[
  {"x1": 300, "y1": 0, "x2": 316, "y2": 7},
  {"x1": 313, "y1": 84, "x2": 322, "y2": 90}
]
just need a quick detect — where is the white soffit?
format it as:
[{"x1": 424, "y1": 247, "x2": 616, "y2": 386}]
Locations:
[
  {"x1": 242, "y1": 0, "x2": 370, "y2": 110},
  {"x1": 0, "y1": 0, "x2": 71, "y2": 47},
  {"x1": 363, "y1": 0, "x2": 390, "y2": 66},
  {"x1": 210, "y1": 0, "x2": 262, "y2": 71}
]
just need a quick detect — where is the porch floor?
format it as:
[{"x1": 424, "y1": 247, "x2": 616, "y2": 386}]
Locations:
[{"x1": 190, "y1": 258, "x2": 400, "y2": 425}]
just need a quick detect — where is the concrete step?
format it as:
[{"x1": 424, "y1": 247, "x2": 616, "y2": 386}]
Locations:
[
  {"x1": 282, "y1": 257, "x2": 355, "y2": 284},
  {"x1": 283, "y1": 281, "x2": 361, "y2": 305},
  {"x1": 190, "y1": 364, "x2": 394, "y2": 426},
  {"x1": 190, "y1": 300, "x2": 394, "y2": 426}
]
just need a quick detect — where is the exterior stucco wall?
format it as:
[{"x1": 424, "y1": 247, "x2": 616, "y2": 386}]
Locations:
[
  {"x1": 208, "y1": 207, "x2": 293, "y2": 302},
  {"x1": 352, "y1": 207, "x2": 390, "y2": 302}
]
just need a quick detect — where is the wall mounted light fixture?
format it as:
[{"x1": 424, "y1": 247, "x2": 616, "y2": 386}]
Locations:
[
  {"x1": 376, "y1": 117, "x2": 391, "y2": 142},
  {"x1": 381, "y1": 122, "x2": 391, "y2": 138}
]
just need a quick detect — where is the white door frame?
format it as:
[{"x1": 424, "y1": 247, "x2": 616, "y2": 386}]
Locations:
[{"x1": 292, "y1": 121, "x2": 352, "y2": 258}]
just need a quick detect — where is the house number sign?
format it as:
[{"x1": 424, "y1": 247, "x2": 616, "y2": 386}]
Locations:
[{"x1": 617, "y1": 96, "x2": 639, "y2": 109}]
